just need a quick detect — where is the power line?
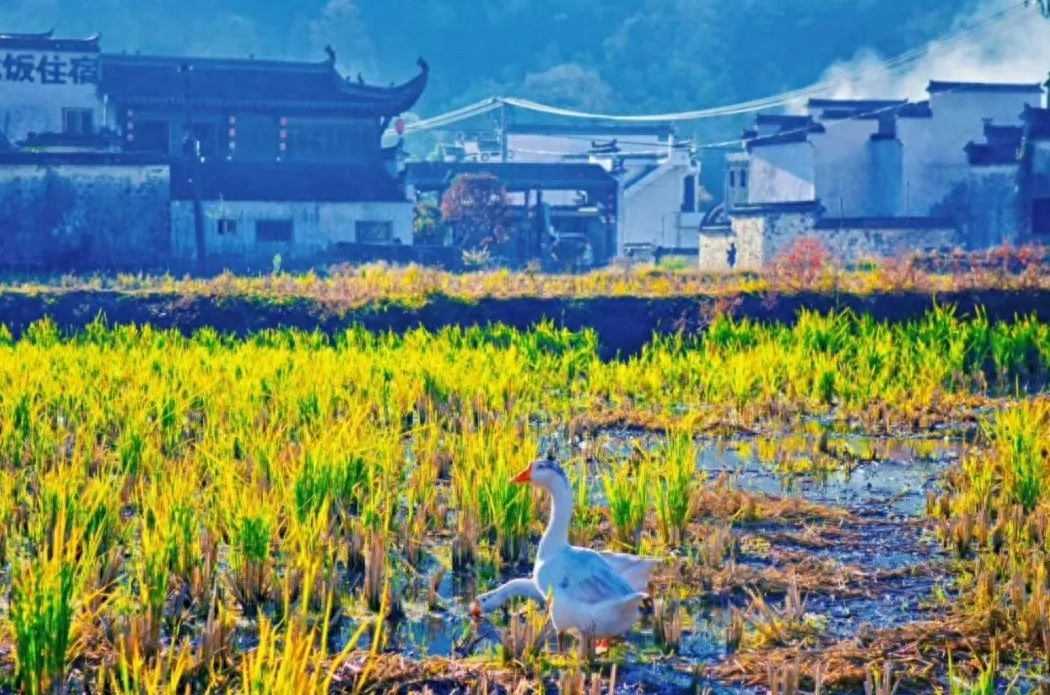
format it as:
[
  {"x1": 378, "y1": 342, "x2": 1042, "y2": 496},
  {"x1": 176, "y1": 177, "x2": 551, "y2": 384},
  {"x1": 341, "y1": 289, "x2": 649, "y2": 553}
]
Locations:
[{"x1": 399, "y1": 1, "x2": 1034, "y2": 134}]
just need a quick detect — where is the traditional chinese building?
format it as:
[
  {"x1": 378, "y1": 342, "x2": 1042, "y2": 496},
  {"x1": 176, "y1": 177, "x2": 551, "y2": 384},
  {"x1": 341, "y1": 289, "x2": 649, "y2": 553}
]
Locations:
[
  {"x1": 0, "y1": 31, "x2": 103, "y2": 144},
  {"x1": 0, "y1": 30, "x2": 428, "y2": 272}
]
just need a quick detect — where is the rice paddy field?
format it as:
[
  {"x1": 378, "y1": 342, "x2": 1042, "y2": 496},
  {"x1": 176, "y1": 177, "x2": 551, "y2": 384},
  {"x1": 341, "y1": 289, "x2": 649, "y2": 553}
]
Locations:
[{"x1": 0, "y1": 268, "x2": 1049, "y2": 693}]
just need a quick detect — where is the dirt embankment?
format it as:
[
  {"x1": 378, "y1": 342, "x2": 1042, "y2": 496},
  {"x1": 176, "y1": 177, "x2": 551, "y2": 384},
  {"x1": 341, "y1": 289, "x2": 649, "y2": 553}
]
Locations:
[{"x1": 2, "y1": 289, "x2": 1049, "y2": 357}]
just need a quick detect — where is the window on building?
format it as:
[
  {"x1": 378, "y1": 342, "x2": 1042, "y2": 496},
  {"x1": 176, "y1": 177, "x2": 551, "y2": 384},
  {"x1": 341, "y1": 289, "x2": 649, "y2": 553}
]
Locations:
[
  {"x1": 356, "y1": 220, "x2": 394, "y2": 244},
  {"x1": 132, "y1": 122, "x2": 171, "y2": 153},
  {"x1": 1034, "y1": 199, "x2": 1050, "y2": 237},
  {"x1": 63, "y1": 108, "x2": 94, "y2": 135},
  {"x1": 217, "y1": 219, "x2": 237, "y2": 236},
  {"x1": 681, "y1": 175, "x2": 696, "y2": 213},
  {"x1": 740, "y1": 169, "x2": 748, "y2": 187},
  {"x1": 729, "y1": 170, "x2": 736, "y2": 187},
  {"x1": 256, "y1": 219, "x2": 293, "y2": 243}
]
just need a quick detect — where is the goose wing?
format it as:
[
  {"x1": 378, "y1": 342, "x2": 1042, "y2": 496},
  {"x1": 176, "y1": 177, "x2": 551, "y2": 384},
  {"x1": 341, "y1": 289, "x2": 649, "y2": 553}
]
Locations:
[
  {"x1": 597, "y1": 551, "x2": 659, "y2": 591},
  {"x1": 551, "y1": 549, "x2": 638, "y2": 605}
]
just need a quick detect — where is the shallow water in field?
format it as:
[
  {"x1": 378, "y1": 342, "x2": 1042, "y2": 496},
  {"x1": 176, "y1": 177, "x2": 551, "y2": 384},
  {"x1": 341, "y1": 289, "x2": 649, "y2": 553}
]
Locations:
[{"x1": 337, "y1": 432, "x2": 962, "y2": 694}]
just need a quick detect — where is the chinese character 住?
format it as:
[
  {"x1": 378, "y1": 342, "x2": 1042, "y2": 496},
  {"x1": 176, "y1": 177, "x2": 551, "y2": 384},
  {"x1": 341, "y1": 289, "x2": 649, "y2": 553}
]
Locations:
[
  {"x1": 2, "y1": 53, "x2": 36, "y2": 82},
  {"x1": 36, "y1": 55, "x2": 68, "y2": 84}
]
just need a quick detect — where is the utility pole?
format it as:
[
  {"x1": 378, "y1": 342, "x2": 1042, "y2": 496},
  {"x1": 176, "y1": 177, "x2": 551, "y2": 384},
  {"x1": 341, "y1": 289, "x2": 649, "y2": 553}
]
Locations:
[
  {"x1": 500, "y1": 100, "x2": 509, "y2": 163},
  {"x1": 180, "y1": 63, "x2": 207, "y2": 275}
]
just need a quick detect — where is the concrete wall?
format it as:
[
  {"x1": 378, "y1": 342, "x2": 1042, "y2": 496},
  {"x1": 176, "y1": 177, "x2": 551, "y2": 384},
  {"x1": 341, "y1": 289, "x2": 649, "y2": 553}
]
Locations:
[
  {"x1": 952, "y1": 166, "x2": 1019, "y2": 249},
  {"x1": 748, "y1": 141, "x2": 815, "y2": 204},
  {"x1": 170, "y1": 199, "x2": 413, "y2": 267},
  {"x1": 620, "y1": 162, "x2": 699, "y2": 250},
  {"x1": 810, "y1": 119, "x2": 880, "y2": 217},
  {"x1": 902, "y1": 90, "x2": 1039, "y2": 218},
  {"x1": 0, "y1": 162, "x2": 170, "y2": 270},
  {"x1": 0, "y1": 49, "x2": 103, "y2": 142}
]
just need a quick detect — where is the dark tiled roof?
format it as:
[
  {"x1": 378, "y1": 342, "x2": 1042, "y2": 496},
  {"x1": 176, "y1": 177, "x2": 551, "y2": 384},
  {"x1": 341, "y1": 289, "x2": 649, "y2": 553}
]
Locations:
[
  {"x1": 983, "y1": 123, "x2": 1023, "y2": 146},
  {"x1": 171, "y1": 161, "x2": 404, "y2": 202},
  {"x1": 101, "y1": 54, "x2": 427, "y2": 116},
  {"x1": 927, "y1": 80, "x2": 1044, "y2": 94},
  {"x1": 754, "y1": 113, "x2": 825, "y2": 133},
  {"x1": 405, "y1": 162, "x2": 618, "y2": 192},
  {"x1": 819, "y1": 107, "x2": 899, "y2": 120},
  {"x1": 1022, "y1": 105, "x2": 1050, "y2": 140},
  {"x1": 730, "y1": 200, "x2": 823, "y2": 216},
  {"x1": 898, "y1": 101, "x2": 933, "y2": 119},
  {"x1": 0, "y1": 30, "x2": 100, "y2": 52},
  {"x1": 808, "y1": 98, "x2": 907, "y2": 110},
  {"x1": 507, "y1": 123, "x2": 673, "y2": 138},
  {"x1": 745, "y1": 130, "x2": 811, "y2": 150},
  {"x1": 965, "y1": 142, "x2": 1019, "y2": 166},
  {"x1": 813, "y1": 216, "x2": 956, "y2": 230},
  {"x1": 0, "y1": 150, "x2": 167, "y2": 165}
]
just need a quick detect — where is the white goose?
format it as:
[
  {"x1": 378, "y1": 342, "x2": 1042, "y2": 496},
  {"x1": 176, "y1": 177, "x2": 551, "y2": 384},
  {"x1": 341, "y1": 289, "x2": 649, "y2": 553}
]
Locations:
[{"x1": 472, "y1": 458, "x2": 658, "y2": 649}]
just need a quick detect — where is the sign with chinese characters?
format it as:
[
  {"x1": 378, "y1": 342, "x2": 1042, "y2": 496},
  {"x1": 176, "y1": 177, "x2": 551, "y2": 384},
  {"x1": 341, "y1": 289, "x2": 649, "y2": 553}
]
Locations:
[{"x1": 1, "y1": 52, "x2": 100, "y2": 85}]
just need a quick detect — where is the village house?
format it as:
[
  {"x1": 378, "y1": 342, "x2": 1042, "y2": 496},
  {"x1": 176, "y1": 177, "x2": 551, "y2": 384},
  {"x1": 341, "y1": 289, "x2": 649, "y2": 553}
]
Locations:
[
  {"x1": 428, "y1": 115, "x2": 703, "y2": 264},
  {"x1": 404, "y1": 160, "x2": 619, "y2": 270},
  {"x1": 700, "y1": 80, "x2": 1050, "y2": 272},
  {"x1": 0, "y1": 30, "x2": 427, "y2": 272}
]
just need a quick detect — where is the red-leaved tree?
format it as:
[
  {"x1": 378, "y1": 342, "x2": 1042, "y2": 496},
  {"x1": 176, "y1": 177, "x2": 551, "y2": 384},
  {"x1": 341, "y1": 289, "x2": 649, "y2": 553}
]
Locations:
[{"x1": 440, "y1": 173, "x2": 511, "y2": 251}]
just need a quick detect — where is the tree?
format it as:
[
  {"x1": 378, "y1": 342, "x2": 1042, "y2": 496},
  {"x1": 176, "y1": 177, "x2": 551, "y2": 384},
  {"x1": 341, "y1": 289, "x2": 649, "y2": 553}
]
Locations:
[
  {"x1": 412, "y1": 197, "x2": 444, "y2": 245},
  {"x1": 439, "y1": 173, "x2": 511, "y2": 251}
]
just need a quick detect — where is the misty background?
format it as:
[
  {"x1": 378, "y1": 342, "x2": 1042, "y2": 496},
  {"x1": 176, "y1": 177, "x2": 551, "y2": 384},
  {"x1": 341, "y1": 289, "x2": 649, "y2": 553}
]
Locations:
[{"x1": 3, "y1": 1, "x2": 1049, "y2": 114}]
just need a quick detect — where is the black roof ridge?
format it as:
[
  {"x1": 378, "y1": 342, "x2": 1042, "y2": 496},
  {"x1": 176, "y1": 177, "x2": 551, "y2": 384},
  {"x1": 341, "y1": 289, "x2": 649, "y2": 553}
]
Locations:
[
  {"x1": 927, "y1": 80, "x2": 1044, "y2": 93},
  {"x1": 808, "y1": 98, "x2": 908, "y2": 107},
  {"x1": 101, "y1": 53, "x2": 333, "y2": 73}
]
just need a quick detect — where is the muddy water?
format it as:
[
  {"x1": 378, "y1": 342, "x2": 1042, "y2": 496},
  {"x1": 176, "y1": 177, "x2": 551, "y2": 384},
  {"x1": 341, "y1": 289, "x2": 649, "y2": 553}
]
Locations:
[{"x1": 339, "y1": 433, "x2": 959, "y2": 694}]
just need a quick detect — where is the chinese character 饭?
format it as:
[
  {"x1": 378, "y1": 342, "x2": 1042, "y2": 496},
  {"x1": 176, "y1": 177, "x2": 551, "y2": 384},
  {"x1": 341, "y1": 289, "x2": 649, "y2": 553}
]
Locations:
[
  {"x1": 3, "y1": 53, "x2": 36, "y2": 82},
  {"x1": 68, "y1": 56, "x2": 100, "y2": 85},
  {"x1": 36, "y1": 55, "x2": 67, "y2": 84}
]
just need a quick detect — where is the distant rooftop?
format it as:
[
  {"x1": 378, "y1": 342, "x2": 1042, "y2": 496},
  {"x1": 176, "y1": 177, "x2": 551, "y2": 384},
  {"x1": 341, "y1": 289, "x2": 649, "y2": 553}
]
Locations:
[
  {"x1": 100, "y1": 52, "x2": 428, "y2": 116},
  {"x1": 405, "y1": 161, "x2": 618, "y2": 192},
  {"x1": 898, "y1": 101, "x2": 933, "y2": 119},
  {"x1": 1022, "y1": 105, "x2": 1050, "y2": 140},
  {"x1": 754, "y1": 113, "x2": 826, "y2": 133},
  {"x1": 0, "y1": 29, "x2": 100, "y2": 52},
  {"x1": 965, "y1": 141, "x2": 1020, "y2": 167},
  {"x1": 808, "y1": 98, "x2": 908, "y2": 110},
  {"x1": 506, "y1": 123, "x2": 673, "y2": 138},
  {"x1": 927, "y1": 80, "x2": 1044, "y2": 94},
  {"x1": 745, "y1": 130, "x2": 813, "y2": 150}
]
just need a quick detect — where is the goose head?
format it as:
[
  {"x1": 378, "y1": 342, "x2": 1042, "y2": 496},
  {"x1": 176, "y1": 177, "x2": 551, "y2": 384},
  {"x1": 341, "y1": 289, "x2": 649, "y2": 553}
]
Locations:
[{"x1": 510, "y1": 457, "x2": 570, "y2": 492}]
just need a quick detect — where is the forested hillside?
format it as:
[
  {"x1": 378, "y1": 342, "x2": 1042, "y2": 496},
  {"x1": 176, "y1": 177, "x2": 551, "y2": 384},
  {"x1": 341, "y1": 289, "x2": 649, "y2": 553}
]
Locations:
[{"x1": 5, "y1": 0, "x2": 1043, "y2": 117}]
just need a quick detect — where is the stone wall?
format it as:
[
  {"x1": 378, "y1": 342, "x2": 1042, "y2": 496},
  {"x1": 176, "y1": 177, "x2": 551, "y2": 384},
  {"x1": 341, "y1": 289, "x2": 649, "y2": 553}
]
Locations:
[
  {"x1": 698, "y1": 227, "x2": 735, "y2": 272},
  {"x1": 723, "y1": 207, "x2": 960, "y2": 271},
  {"x1": 810, "y1": 222, "x2": 960, "y2": 265},
  {"x1": 0, "y1": 160, "x2": 171, "y2": 271}
]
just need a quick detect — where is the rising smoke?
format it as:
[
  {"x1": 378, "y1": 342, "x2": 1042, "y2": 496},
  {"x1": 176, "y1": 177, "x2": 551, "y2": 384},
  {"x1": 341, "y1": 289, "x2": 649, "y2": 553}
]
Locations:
[{"x1": 817, "y1": 0, "x2": 1050, "y2": 101}]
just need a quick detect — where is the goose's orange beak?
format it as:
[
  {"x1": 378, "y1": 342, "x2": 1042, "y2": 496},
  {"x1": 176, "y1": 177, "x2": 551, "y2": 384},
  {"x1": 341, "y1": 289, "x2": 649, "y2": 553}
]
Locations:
[{"x1": 510, "y1": 463, "x2": 533, "y2": 484}]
